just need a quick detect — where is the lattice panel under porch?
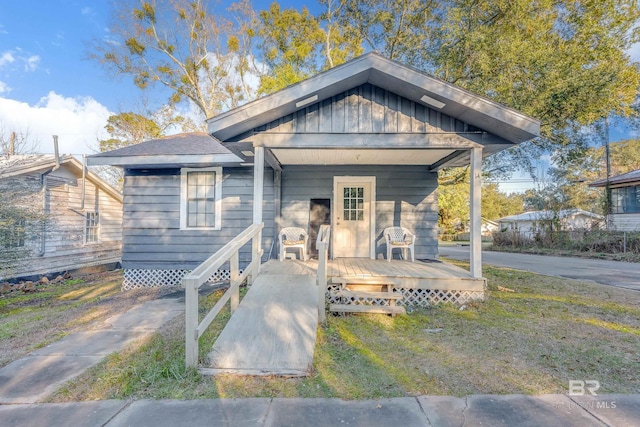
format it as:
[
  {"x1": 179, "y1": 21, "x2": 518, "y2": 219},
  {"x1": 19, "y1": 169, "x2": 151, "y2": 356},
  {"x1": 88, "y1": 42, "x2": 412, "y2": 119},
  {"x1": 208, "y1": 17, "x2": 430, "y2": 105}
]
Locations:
[
  {"x1": 122, "y1": 268, "x2": 240, "y2": 290},
  {"x1": 326, "y1": 285, "x2": 483, "y2": 307}
]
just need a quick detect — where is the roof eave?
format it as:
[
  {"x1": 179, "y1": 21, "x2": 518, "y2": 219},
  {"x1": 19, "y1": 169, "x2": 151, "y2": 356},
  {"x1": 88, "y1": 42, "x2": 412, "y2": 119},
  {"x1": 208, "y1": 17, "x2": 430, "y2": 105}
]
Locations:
[
  {"x1": 208, "y1": 53, "x2": 541, "y2": 144},
  {"x1": 87, "y1": 153, "x2": 243, "y2": 168}
]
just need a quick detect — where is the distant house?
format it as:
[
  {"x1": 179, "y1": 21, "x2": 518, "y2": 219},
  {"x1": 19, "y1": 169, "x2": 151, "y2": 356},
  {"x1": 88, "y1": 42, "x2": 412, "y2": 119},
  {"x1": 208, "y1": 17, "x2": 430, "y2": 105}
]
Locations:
[
  {"x1": 497, "y1": 209, "x2": 604, "y2": 238},
  {"x1": 589, "y1": 169, "x2": 640, "y2": 231},
  {"x1": 0, "y1": 154, "x2": 123, "y2": 280}
]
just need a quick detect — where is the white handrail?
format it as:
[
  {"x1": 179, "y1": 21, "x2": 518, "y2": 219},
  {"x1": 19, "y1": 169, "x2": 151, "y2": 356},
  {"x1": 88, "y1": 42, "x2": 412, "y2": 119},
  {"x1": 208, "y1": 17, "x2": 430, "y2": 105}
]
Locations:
[
  {"x1": 184, "y1": 222, "x2": 264, "y2": 368},
  {"x1": 316, "y1": 225, "x2": 331, "y2": 323}
]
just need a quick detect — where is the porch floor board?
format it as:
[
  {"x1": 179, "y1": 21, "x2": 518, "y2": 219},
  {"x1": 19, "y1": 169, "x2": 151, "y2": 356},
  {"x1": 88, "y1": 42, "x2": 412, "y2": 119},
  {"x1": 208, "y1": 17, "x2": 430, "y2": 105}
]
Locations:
[
  {"x1": 261, "y1": 258, "x2": 485, "y2": 291},
  {"x1": 205, "y1": 273, "x2": 317, "y2": 376}
]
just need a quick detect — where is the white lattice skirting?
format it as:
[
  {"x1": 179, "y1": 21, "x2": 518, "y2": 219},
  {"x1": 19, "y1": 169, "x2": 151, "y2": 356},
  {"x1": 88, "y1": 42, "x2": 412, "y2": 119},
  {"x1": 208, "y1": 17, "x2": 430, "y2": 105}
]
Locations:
[
  {"x1": 122, "y1": 268, "x2": 239, "y2": 290},
  {"x1": 326, "y1": 284, "x2": 483, "y2": 307}
]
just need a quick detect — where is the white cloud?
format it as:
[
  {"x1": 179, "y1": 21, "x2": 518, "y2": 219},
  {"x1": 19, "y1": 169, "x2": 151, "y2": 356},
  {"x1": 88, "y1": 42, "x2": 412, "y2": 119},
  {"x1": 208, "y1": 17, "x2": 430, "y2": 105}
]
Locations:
[
  {"x1": 0, "y1": 49, "x2": 39, "y2": 72},
  {"x1": 0, "y1": 81, "x2": 9, "y2": 94},
  {"x1": 0, "y1": 92, "x2": 112, "y2": 154},
  {"x1": 24, "y1": 55, "x2": 40, "y2": 72},
  {"x1": 81, "y1": 7, "x2": 92, "y2": 16},
  {"x1": 0, "y1": 51, "x2": 15, "y2": 67}
]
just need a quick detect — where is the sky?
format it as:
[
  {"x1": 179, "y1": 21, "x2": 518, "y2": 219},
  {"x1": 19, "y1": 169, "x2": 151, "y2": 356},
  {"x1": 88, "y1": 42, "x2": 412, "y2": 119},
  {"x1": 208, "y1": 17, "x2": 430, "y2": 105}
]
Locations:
[{"x1": 0, "y1": 0, "x2": 639, "y2": 192}]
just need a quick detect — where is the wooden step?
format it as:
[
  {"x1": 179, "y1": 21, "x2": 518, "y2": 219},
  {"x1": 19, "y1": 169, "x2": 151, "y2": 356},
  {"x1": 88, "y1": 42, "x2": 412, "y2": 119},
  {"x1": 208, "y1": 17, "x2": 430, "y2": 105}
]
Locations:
[
  {"x1": 336, "y1": 290, "x2": 403, "y2": 300},
  {"x1": 330, "y1": 304, "x2": 406, "y2": 315},
  {"x1": 332, "y1": 277, "x2": 396, "y2": 286}
]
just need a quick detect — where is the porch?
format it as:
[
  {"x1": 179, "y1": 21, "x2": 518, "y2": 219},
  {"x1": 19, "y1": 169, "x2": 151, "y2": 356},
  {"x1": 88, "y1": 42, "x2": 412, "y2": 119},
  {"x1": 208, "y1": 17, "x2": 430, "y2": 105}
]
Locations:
[
  {"x1": 261, "y1": 257, "x2": 486, "y2": 307},
  {"x1": 183, "y1": 223, "x2": 485, "y2": 374}
]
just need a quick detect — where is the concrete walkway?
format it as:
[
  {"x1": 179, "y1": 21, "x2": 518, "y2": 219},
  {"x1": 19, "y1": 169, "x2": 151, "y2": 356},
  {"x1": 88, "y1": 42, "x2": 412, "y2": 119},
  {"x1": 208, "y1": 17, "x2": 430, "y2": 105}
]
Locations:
[
  {"x1": 0, "y1": 293, "x2": 183, "y2": 404},
  {"x1": 0, "y1": 394, "x2": 638, "y2": 426}
]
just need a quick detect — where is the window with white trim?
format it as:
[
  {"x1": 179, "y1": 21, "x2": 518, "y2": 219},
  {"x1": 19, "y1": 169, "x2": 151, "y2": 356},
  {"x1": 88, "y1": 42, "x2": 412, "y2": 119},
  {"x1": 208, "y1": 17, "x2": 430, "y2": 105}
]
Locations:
[
  {"x1": 85, "y1": 212, "x2": 100, "y2": 244},
  {"x1": 180, "y1": 167, "x2": 222, "y2": 230}
]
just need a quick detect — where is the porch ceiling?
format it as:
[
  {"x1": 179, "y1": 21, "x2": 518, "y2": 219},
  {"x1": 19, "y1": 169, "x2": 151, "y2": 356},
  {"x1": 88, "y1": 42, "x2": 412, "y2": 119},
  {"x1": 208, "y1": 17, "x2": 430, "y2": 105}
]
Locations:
[{"x1": 270, "y1": 148, "x2": 456, "y2": 165}]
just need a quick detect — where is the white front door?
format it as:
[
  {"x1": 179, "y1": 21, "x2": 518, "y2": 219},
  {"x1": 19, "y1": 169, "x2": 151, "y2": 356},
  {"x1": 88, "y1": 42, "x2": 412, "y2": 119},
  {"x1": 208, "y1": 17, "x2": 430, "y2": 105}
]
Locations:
[{"x1": 333, "y1": 177, "x2": 375, "y2": 258}]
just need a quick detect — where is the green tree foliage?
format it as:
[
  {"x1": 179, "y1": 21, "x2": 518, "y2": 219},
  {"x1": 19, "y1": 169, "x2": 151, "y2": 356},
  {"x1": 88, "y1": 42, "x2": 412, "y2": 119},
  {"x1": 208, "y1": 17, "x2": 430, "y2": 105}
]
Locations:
[
  {"x1": 334, "y1": 0, "x2": 640, "y2": 172},
  {"x1": 256, "y1": 1, "x2": 362, "y2": 94},
  {"x1": 482, "y1": 183, "x2": 524, "y2": 221},
  {"x1": 438, "y1": 167, "x2": 523, "y2": 234},
  {"x1": 93, "y1": 0, "x2": 258, "y2": 119},
  {"x1": 335, "y1": 0, "x2": 438, "y2": 63},
  {"x1": 99, "y1": 112, "x2": 164, "y2": 152},
  {"x1": 257, "y1": 4, "x2": 326, "y2": 94}
]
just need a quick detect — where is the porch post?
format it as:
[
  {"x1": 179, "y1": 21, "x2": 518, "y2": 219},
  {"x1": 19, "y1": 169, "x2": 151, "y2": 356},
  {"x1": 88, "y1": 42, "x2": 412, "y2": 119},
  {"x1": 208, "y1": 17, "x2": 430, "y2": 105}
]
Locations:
[
  {"x1": 470, "y1": 147, "x2": 482, "y2": 278},
  {"x1": 253, "y1": 146, "x2": 264, "y2": 224}
]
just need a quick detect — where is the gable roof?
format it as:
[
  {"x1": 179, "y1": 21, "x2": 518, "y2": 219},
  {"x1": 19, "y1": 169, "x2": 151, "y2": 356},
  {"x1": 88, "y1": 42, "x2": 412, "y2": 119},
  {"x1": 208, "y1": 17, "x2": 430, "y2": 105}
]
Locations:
[
  {"x1": 87, "y1": 132, "x2": 243, "y2": 168},
  {"x1": 497, "y1": 209, "x2": 603, "y2": 222},
  {"x1": 0, "y1": 154, "x2": 122, "y2": 202},
  {"x1": 589, "y1": 168, "x2": 640, "y2": 187},
  {"x1": 208, "y1": 52, "x2": 540, "y2": 143}
]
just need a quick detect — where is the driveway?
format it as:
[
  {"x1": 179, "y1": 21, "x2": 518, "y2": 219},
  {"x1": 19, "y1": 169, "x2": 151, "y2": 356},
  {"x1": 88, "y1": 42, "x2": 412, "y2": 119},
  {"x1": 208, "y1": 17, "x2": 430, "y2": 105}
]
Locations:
[{"x1": 439, "y1": 245, "x2": 640, "y2": 291}]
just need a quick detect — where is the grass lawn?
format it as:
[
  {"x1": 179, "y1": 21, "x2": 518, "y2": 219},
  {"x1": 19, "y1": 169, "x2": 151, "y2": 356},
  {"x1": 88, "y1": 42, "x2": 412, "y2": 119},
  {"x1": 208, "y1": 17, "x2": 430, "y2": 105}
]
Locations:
[
  {"x1": 0, "y1": 270, "x2": 177, "y2": 369},
  {"x1": 48, "y1": 260, "x2": 640, "y2": 401}
]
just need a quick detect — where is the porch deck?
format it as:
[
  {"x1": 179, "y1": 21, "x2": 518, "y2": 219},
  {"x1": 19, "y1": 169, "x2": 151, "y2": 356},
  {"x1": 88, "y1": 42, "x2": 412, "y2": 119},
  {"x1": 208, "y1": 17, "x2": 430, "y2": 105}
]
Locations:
[{"x1": 261, "y1": 258, "x2": 486, "y2": 291}]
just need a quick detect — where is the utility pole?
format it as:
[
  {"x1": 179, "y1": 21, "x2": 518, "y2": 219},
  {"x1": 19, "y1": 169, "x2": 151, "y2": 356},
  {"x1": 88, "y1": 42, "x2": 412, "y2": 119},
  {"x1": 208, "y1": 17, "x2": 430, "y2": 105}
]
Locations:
[
  {"x1": 9, "y1": 131, "x2": 16, "y2": 155},
  {"x1": 604, "y1": 117, "x2": 611, "y2": 231}
]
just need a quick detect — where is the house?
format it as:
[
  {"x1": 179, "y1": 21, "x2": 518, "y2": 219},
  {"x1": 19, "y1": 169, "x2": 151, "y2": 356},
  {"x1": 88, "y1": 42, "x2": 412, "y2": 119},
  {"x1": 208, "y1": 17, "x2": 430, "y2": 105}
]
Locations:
[
  {"x1": 88, "y1": 53, "x2": 540, "y2": 291},
  {"x1": 0, "y1": 154, "x2": 123, "y2": 280},
  {"x1": 589, "y1": 168, "x2": 640, "y2": 231},
  {"x1": 497, "y1": 209, "x2": 604, "y2": 238}
]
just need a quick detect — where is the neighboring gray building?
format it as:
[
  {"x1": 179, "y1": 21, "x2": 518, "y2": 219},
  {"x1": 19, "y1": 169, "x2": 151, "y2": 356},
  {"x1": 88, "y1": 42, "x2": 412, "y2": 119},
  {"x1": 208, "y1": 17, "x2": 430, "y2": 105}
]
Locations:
[
  {"x1": 89, "y1": 53, "x2": 540, "y2": 289},
  {"x1": 590, "y1": 168, "x2": 640, "y2": 231},
  {"x1": 497, "y1": 209, "x2": 604, "y2": 238},
  {"x1": 0, "y1": 154, "x2": 122, "y2": 280}
]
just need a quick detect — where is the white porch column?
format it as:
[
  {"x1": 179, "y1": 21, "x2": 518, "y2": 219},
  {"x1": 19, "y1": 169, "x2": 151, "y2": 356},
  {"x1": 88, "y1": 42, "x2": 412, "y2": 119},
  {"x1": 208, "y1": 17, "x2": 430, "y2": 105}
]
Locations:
[
  {"x1": 470, "y1": 147, "x2": 483, "y2": 278},
  {"x1": 253, "y1": 146, "x2": 265, "y2": 224}
]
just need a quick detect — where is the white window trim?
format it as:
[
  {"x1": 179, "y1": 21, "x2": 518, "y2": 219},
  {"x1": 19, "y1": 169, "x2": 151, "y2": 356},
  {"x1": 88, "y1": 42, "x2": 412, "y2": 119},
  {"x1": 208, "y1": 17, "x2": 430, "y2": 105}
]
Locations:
[
  {"x1": 84, "y1": 211, "x2": 100, "y2": 245},
  {"x1": 180, "y1": 167, "x2": 222, "y2": 231}
]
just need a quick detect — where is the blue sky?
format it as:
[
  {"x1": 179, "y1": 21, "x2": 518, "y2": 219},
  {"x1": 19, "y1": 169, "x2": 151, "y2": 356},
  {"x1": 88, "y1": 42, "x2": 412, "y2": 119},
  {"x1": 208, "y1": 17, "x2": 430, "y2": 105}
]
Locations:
[{"x1": 0, "y1": 0, "x2": 638, "y2": 186}]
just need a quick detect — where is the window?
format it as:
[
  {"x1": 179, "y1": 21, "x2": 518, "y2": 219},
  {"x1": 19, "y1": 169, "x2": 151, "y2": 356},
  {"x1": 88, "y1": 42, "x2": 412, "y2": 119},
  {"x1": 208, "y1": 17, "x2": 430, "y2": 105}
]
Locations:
[
  {"x1": 85, "y1": 212, "x2": 100, "y2": 243},
  {"x1": 2, "y1": 218, "x2": 26, "y2": 248},
  {"x1": 180, "y1": 167, "x2": 222, "y2": 230},
  {"x1": 611, "y1": 185, "x2": 640, "y2": 214},
  {"x1": 343, "y1": 186, "x2": 364, "y2": 221}
]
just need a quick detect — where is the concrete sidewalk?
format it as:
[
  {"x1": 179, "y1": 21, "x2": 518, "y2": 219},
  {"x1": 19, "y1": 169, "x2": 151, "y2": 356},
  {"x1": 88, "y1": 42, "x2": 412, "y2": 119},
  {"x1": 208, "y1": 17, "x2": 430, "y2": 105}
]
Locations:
[
  {"x1": 0, "y1": 394, "x2": 638, "y2": 426},
  {"x1": 0, "y1": 293, "x2": 183, "y2": 404}
]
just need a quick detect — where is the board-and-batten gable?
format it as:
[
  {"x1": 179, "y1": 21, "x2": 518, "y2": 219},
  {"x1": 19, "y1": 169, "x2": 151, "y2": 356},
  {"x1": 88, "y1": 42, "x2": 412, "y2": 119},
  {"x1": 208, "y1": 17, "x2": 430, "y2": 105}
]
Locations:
[{"x1": 252, "y1": 83, "x2": 480, "y2": 136}]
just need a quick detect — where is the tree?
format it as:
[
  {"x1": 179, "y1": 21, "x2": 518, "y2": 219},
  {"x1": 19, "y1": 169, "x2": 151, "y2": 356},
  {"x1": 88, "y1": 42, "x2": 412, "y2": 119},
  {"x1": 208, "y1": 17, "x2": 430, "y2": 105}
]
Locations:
[
  {"x1": 0, "y1": 190, "x2": 48, "y2": 280},
  {"x1": 255, "y1": 2, "x2": 362, "y2": 94},
  {"x1": 92, "y1": 0, "x2": 259, "y2": 120},
  {"x1": 99, "y1": 112, "x2": 164, "y2": 153},
  {"x1": 334, "y1": 0, "x2": 640, "y2": 174},
  {"x1": 0, "y1": 124, "x2": 38, "y2": 155},
  {"x1": 438, "y1": 167, "x2": 525, "y2": 233},
  {"x1": 482, "y1": 184, "x2": 524, "y2": 221}
]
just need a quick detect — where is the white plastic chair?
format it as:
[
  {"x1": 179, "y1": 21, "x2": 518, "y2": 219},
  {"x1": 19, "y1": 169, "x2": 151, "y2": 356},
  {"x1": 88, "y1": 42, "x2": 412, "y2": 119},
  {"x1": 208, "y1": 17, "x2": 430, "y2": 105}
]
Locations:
[
  {"x1": 278, "y1": 227, "x2": 309, "y2": 261},
  {"x1": 384, "y1": 227, "x2": 415, "y2": 262}
]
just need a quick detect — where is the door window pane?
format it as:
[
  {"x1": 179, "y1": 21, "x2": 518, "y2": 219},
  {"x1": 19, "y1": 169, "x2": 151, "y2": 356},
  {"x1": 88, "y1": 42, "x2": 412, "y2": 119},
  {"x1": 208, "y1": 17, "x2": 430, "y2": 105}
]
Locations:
[{"x1": 343, "y1": 186, "x2": 365, "y2": 221}]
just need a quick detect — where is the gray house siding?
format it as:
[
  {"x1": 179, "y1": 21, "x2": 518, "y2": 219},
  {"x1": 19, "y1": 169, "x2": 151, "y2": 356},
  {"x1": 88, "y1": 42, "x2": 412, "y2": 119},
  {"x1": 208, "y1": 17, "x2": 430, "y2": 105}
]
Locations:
[
  {"x1": 280, "y1": 165, "x2": 438, "y2": 260},
  {"x1": 0, "y1": 164, "x2": 122, "y2": 280},
  {"x1": 122, "y1": 167, "x2": 275, "y2": 271},
  {"x1": 256, "y1": 83, "x2": 477, "y2": 136}
]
